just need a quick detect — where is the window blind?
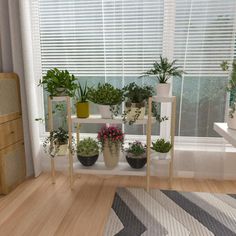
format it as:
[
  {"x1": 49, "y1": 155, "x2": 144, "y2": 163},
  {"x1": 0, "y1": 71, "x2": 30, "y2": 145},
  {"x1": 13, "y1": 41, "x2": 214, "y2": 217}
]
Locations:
[
  {"x1": 174, "y1": 0, "x2": 236, "y2": 76},
  {"x1": 38, "y1": 0, "x2": 164, "y2": 76}
]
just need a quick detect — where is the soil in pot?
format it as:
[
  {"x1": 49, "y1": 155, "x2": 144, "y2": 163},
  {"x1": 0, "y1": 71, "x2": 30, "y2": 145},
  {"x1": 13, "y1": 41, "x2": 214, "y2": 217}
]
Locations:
[
  {"x1": 126, "y1": 154, "x2": 147, "y2": 169},
  {"x1": 77, "y1": 102, "x2": 89, "y2": 118},
  {"x1": 77, "y1": 154, "x2": 99, "y2": 166}
]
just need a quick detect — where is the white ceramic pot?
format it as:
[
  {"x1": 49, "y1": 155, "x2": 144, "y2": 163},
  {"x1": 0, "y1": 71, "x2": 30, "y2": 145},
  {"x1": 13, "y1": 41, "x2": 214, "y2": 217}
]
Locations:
[
  {"x1": 125, "y1": 103, "x2": 145, "y2": 122},
  {"x1": 156, "y1": 83, "x2": 171, "y2": 97},
  {"x1": 151, "y1": 150, "x2": 169, "y2": 160},
  {"x1": 227, "y1": 109, "x2": 236, "y2": 130},
  {"x1": 98, "y1": 105, "x2": 113, "y2": 119},
  {"x1": 103, "y1": 142, "x2": 120, "y2": 168}
]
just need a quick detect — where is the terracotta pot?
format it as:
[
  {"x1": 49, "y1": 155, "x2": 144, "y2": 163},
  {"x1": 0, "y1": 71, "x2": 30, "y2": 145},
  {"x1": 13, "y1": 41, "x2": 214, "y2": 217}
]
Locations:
[
  {"x1": 98, "y1": 105, "x2": 113, "y2": 119},
  {"x1": 156, "y1": 83, "x2": 171, "y2": 97},
  {"x1": 103, "y1": 142, "x2": 120, "y2": 168},
  {"x1": 77, "y1": 102, "x2": 89, "y2": 118}
]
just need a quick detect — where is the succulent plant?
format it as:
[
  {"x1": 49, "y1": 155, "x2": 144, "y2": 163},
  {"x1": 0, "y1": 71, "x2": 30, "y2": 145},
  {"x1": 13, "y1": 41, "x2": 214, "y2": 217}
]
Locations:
[
  {"x1": 126, "y1": 141, "x2": 146, "y2": 158},
  {"x1": 77, "y1": 138, "x2": 99, "y2": 157},
  {"x1": 151, "y1": 138, "x2": 172, "y2": 153}
]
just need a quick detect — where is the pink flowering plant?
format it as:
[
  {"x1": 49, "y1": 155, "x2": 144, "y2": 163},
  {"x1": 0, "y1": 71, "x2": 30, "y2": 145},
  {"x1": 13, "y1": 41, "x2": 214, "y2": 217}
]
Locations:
[{"x1": 97, "y1": 126, "x2": 125, "y2": 151}]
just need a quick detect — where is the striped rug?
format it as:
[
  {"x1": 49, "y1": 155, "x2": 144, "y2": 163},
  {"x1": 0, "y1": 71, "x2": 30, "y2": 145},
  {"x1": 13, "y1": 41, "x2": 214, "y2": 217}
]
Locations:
[{"x1": 104, "y1": 188, "x2": 236, "y2": 236}]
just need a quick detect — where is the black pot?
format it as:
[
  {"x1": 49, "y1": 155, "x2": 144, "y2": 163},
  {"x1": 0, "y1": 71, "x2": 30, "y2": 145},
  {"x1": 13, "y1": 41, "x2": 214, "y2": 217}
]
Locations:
[
  {"x1": 77, "y1": 154, "x2": 99, "y2": 166},
  {"x1": 126, "y1": 155, "x2": 147, "y2": 169}
]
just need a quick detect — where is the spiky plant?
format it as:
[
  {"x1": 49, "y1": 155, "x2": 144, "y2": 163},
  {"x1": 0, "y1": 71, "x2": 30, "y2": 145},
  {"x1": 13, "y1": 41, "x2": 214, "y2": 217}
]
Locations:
[{"x1": 142, "y1": 55, "x2": 185, "y2": 83}]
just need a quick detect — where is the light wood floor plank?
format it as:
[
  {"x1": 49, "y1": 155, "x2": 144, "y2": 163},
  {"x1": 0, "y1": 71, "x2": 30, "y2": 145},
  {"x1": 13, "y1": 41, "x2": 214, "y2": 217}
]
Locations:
[{"x1": 0, "y1": 172, "x2": 235, "y2": 236}]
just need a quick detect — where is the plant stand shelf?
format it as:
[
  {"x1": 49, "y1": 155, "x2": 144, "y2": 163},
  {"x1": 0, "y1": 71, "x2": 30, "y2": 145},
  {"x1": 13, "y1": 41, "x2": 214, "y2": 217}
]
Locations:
[
  {"x1": 70, "y1": 96, "x2": 176, "y2": 192},
  {"x1": 48, "y1": 96, "x2": 73, "y2": 188}
]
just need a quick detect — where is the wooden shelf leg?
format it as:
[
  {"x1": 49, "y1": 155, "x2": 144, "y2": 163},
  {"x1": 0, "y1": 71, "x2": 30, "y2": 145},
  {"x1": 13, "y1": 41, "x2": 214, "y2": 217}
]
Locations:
[
  {"x1": 146, "y1": 97, "x2": 152, "y2": 192},
  {"x1": 51, "y1": 158, "x2": 55, "y2": 184},
  {"x1": 66, "y1": 97, "x2": 74, "y2": 189}
]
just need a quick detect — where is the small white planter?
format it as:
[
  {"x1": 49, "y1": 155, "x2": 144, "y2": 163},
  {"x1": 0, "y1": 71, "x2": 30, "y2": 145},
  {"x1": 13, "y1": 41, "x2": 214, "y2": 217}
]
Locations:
[
  {"x1": 98, "y1": 105, "x2": 113, "y2": 119},
  {"x1": 156, "y1": 83, "x2": 171, "y2": 97},
  {"x1": 151, "y1": 150, "x2": 170, "y2": 160},
  {"x1": 227, "y1": 109, "x2": 236, "y2": 130},
  {"x1": 125, "y1": 103, "x2": 145, "y2": 122}
]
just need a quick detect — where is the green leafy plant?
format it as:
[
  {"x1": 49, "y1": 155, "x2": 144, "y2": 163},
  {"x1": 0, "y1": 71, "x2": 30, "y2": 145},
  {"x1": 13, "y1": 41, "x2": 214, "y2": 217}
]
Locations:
[
  {"x1": 220, "y1": 60, "x2": 236, "y2": 118},
  {"x1": 122, "y1": 83, "x2": 154, "y2": 124},
  {"x1": 39, "y1": 68, "x2": 78, "y2": 97},
  {"x1": 88, "y1": 83, "x2": 124, "y2": 117},
  {"x1": 126, "y1": 141, "x2": 146, "y2": 158},
  {"x1": 142, "y1": 55, "x2": 185, "y2": 83},
  {"x1": 77, "y1": 138, "x2": 99, "y2": 157},
  {"x1": 43, "y1": 127, "x2": 74, "y2": 158},
  {"x1": 123, "y1": 82, "x2": 154, "y2": 104},
  {"x1": 151, "y1": 138, "x2": 172, "y2": 153},
  {"x1": 76, "y1": 82, "x2": 89, "y2": 103},
  {"x1": 88, "y1": 83, "x2": 124, "y2": 105}
]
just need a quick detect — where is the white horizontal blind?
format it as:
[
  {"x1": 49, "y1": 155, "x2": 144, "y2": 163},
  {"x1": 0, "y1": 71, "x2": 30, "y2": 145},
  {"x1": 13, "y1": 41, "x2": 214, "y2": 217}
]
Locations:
[
  {"x1": 38, "y1": 0, "x2": 164, "y2": 76},
  {"x1": 174, "y1": 0, "x2": 236, "y2": 76}
]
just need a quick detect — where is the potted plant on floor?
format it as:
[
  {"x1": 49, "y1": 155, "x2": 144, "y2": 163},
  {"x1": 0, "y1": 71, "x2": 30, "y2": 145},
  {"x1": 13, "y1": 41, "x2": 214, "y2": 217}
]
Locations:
[
  {"x1": 151, "y1": 138, "x2": 172, "y2": 160},
  {"x1": 125, "y1": 141, "x2": 147, "y2": 169},
  {"x1": 43, "y1": 127, "x2": 74, "y2": 158},
  {"x1": 76, "y1": 82, "x2": 90, "y2": 118},
  {"x1": 77, "y1": 138, "x2": 99, "y2": 166},
  {"x1": 142, "y1": 55, "x2": 185, "y2": 97},
  {"x1": 97, "y1": 126, "x2": 124, "y2": 168},
  {"x1": 88, "y1": 83, "x2": 124, "y2": 119},
  {"x1": 122, "y1": 82, "x2": 153, "y2": 124},
  {"x1": 38, "y1": 68, "x2": 78, "y2": 97},
  {"x1": 220, "y1": 60, "x2": 236, "y2": 129}
]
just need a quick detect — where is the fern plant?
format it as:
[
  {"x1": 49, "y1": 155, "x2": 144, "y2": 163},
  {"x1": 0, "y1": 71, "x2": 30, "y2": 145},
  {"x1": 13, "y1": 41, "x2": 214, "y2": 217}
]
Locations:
[
  {"x1": 77, "y1": 138, "x2": 99, "y2": 157},
  {"x1": 142, "y1": 55, "x2": 185, "y2": 83}
]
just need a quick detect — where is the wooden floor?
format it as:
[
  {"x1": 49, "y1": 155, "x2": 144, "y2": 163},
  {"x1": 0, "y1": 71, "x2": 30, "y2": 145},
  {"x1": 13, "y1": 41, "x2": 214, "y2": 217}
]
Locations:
[{"x1": 0, "y1": 173, "x2": 236, "y2": 236}]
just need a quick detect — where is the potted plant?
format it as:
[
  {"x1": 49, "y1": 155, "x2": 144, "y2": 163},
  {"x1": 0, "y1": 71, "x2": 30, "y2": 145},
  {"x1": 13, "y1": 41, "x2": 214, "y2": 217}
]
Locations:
[
  {"x1": 125, "y1": 141, "x2": 147, "y2": 169},
  {"x1": 151, "y1": 138, "x2": 172, "y2": 160},
  {"x1": 142, "y1": 55, "x2": 185, "y2": 97},
  {"x1": 97, "y1": 126, "x2": 124, "y2": 168},
  {"x1": 87, "y1": 83, "x2": 124, "y2": 119},
  {"x1": 38, "y1": 68, "x2": 78, "y2": 97},
  {"x1": 221, "y1": 60, "x2": 236, "y2": 129},
  {"x1": 43, "y1": 127, "x2": 73, "y2": 158},
  {"x1": 76, "y1": 82, "x2": 90, "y2": 118},
  {"x1": 77, "y1": 138, "x2": 99, "y2": 166},
  {"x1": 122, "y1": 82, "x2": 153, "y2": 124}
]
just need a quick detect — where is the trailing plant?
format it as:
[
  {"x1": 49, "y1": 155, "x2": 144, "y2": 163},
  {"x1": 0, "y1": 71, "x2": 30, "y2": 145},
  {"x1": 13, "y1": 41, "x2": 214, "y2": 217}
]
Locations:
[
  {"x1": 122, "y1": 82, "x2": 154, "y2": 124},
  {"x1": 220, "y1": 60, "x2": 236, "y2": 118},
  {"x1": 142, "y1": 55, "x2": 185, "y2": 83},
  {"x1": 39, "y1": 68, "x2": 78, "y2": 97},
  {"x1": 97, "y1": 126, "x2": 124, "y2": 152},
  {"x1": 151, "y1": 138, "x2": 172, "y2": 153},
  {"x1": 123, "y1": 82, "x2": 154, "y2": 104},
  {"x1": 88, "y1": 83, "x2": 124, "y2": 117},
  {"x1": 76, "y1": 82, "x2": 89, "y2": 103},
  {"x1": 43, "y1": 127, "x2": 75, "y2": 158},
  {"x1": 35, "y1": 102, "x2": 67, "y2": 130},
  {"x1": 126, "y1": 141, "x2": 146, "y2": 158},
  {"x1": 151, "y1": 102, "x2": 168, "y2": 123},
  {"x1": 77, "y1": 138, "x2": 99, "y2": 157}
]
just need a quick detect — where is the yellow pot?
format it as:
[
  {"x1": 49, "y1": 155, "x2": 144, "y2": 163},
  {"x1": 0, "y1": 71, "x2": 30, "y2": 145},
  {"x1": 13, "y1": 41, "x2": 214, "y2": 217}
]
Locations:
[{"x1": 76, "y1": 102, "x2": 89, "y2": 118}]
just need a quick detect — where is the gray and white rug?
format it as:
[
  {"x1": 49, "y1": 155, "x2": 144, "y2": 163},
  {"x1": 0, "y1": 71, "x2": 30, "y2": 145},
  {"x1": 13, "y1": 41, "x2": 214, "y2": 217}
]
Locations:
[{"x1": 104, "y1": 188, "x2": 236, "y2": 236}]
